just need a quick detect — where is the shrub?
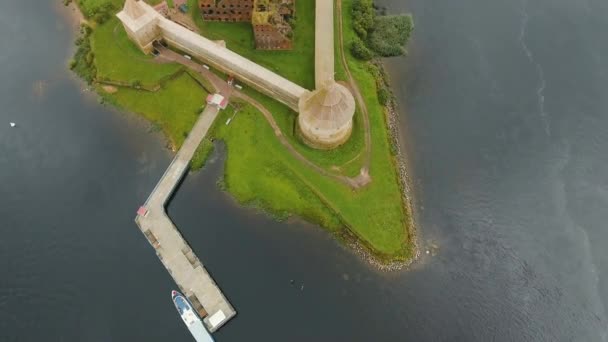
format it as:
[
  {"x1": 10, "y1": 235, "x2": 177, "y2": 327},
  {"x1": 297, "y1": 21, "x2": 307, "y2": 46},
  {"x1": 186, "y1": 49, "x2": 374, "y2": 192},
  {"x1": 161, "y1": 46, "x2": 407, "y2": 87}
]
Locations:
[
  {"x1": 377, "y1": 87, "x2": 390, "y2": 106},
  {"x1": 85, "y1": 51, "x2": 95, "y2": 65},
  {"x1": 93, "y1": 12, "x2": 111, "y2": 24},
  {"x1": 352, "y1": 0, "x2": 374, "y2": 39},
  {"x1": 367, "y1": 15, "x2": 414, "y2": 57},
  {"x1": 350, "y1": 38, "x2": 373, "y2": 60},
  {"x1": 78, "y1": 1, "x2": 115, "y2": 24},
  {"x1": 70, "y1": 25, "x2": 97, "y2": 84}
]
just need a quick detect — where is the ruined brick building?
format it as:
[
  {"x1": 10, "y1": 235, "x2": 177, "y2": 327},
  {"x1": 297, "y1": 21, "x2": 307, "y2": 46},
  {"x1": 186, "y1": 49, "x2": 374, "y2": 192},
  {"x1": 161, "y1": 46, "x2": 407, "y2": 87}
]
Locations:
[{"x1": 198, "y1": 0, "x2": 295, "y2": 50}]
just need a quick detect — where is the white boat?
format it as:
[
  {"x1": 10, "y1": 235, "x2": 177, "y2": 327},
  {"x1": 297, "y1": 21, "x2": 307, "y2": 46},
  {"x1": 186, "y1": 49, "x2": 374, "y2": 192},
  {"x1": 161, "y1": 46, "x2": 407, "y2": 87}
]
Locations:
[{"x1": 172, "y1": 290, "x2": 214, "y2": 342}]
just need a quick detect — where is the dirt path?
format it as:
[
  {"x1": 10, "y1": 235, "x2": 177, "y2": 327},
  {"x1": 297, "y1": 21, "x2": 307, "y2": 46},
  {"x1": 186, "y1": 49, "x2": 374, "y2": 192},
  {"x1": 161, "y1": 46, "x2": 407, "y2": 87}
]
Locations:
[{"x1": 336, "y1": 0, "x2": 373, "y2": 178}]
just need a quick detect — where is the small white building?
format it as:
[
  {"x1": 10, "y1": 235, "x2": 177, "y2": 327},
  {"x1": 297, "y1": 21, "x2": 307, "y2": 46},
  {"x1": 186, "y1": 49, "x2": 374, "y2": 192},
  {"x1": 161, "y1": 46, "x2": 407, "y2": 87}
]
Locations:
[{"x1": 206, "y1": 94, "x2": 228, "y2": 110}]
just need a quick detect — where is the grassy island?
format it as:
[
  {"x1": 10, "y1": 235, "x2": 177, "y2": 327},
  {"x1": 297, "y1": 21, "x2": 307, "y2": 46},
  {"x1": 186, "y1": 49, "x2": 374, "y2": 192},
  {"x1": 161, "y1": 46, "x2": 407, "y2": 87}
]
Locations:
[{"x1": 70, "y1": 0, "x2": 415, "y2": 264}]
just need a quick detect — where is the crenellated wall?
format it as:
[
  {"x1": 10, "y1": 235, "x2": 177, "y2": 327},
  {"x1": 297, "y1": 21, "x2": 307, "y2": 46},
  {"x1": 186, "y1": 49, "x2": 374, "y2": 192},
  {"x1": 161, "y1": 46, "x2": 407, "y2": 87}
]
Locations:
[
  {"x1": 117, "y1": 0, "x2": 307, "y2": 111},
  {"x1": 117, "y1": 0, "x2": 355, "y2": 150},
  {"x1": 158, "y1": 19, "x2": 307, "y2": 110}
]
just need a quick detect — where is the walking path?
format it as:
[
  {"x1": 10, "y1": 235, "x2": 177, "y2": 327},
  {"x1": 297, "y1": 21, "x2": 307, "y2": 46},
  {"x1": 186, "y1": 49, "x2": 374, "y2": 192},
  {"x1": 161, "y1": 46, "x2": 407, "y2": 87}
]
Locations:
[
  {"x1": 136, "y1": 96, "x2": 235, "y2": 333},
  {"x1": 336, "y1": 0, "x2": 373, "y2": 175}
]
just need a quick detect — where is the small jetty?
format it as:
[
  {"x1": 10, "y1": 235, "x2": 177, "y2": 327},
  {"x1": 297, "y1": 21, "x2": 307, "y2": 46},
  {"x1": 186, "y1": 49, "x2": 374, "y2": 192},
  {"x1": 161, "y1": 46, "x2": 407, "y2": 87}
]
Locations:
[{"x1": 135, "y1": 103, "x2": 236, "y2": 332}]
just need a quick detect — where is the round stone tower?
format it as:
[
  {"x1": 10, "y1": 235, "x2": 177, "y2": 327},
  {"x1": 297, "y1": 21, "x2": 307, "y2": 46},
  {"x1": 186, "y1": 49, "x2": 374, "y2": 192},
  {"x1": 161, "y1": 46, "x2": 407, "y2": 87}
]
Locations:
[{"x1": 297, "y1": 80, "x2": 356, "y2": 149}]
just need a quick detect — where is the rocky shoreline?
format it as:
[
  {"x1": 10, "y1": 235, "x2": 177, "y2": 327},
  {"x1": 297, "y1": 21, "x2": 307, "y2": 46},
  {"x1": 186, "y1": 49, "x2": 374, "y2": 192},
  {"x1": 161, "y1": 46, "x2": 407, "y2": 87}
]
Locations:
[{"x1": 352, "y1": 61, "x2": 420, "y2": 272}]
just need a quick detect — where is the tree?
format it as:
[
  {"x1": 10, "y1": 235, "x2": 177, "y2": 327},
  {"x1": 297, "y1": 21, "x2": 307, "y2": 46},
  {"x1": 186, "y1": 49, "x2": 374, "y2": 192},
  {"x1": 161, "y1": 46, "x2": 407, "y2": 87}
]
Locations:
[
  {"x1": 350, "y1": 38, "x2": 374, "y2": 60},
  {"x1": 367, "y1": 14, "x2": 414, "y2": 57},
  {"x1": 352, "y1": 0, "x2": 375, "y2": 39}
]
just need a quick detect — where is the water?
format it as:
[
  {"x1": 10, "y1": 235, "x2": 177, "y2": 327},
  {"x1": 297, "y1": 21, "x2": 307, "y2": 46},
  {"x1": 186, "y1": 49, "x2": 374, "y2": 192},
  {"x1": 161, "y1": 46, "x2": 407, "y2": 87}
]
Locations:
[{"x1": 1, "y1": 0, "x2": 607, "y2": 341}]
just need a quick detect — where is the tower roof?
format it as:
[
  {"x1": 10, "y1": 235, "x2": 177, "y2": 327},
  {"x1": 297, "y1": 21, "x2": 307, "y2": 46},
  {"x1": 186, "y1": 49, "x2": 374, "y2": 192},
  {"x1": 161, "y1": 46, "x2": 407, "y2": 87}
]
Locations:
[
  {"x1": 298, "y1": 81, "x2": 355, "y2": 131},
  {"x1": 123, "y1": 0, "x2": 146, "y2": 19}
]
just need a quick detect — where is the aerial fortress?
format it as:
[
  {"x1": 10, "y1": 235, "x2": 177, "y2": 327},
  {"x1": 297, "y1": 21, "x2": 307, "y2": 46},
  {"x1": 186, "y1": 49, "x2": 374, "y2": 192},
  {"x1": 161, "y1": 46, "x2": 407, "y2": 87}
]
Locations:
[
  {"x1": 117, "y1": 0, "x2": 356, "y2": 149},
  {"x1": 124, "y1": 0, "x2": 360, "y2": 334}
]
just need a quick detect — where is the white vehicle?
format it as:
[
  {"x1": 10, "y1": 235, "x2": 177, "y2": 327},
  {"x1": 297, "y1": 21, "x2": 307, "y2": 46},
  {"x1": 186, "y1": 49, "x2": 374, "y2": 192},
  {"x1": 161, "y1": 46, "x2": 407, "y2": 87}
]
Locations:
[{"x1": 172, "y1": 290, "x2": 214, "y2": 342}]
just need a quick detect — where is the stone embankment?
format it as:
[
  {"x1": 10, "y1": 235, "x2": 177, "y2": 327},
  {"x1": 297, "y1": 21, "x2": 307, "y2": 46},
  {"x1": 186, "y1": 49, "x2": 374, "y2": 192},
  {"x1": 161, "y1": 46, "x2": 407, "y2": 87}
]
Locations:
[{"x1": 345, "y1": 99, "x2": 419, "y2": 272}]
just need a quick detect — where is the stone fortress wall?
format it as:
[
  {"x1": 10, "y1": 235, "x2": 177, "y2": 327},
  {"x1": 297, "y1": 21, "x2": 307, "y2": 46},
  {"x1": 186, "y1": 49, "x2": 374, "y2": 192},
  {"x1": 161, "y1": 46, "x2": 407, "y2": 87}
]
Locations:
[
  {"x1": 159, "y1": 18, "x2": 307, "y2": 110},
  {"x1": 117, "y1": 0, "x2": 355, "y2": 149},
  {"x1": 118, "y1": 0, "x2": 306, "y2": 110}
]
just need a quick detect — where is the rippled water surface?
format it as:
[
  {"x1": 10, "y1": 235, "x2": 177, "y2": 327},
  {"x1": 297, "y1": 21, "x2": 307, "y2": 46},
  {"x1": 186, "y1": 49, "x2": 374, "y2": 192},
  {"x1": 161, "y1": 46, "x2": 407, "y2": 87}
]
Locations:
[{"x1": 1, "y1": 0, "x2": 607, "y2": 341}]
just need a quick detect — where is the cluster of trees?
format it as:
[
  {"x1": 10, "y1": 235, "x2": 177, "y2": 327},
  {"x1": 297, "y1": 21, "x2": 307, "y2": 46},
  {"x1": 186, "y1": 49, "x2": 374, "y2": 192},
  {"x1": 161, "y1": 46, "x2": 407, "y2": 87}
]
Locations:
[
  {"x1": 77, "y1": 1, "x2": 116, "y2": 24},
  {"x1": 69, "y1": 25, "x2": 97, "y2": 84},
  {"x1": 350, "y1": 0, "x2": 414, "y2": 60}
]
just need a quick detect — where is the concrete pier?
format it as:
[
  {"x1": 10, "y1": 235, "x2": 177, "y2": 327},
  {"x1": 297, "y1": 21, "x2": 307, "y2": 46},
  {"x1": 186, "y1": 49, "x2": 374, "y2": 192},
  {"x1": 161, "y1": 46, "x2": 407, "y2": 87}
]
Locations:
[{"x1": 135, "y1": 104, "x2": 236, "y2": 332}]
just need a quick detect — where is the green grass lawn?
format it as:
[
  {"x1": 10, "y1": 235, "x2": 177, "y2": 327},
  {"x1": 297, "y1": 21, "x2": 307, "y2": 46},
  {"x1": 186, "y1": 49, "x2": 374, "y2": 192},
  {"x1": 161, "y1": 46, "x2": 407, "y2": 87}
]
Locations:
[
  {"x1": 91, "y1": 18, "x2": 183, "y2": 87},
  {"x1": 210, "y1": 105, "x2": 344, "y2": 228},
  {"x1": 239, "y1": 86, "x2": 366, "y2": 177},
  {"x1": 102, "y1": 73, "x2": 208, "y2": 148},
  {"x1": 207, "y1": 90, "x2": 409, "y2": 258}
]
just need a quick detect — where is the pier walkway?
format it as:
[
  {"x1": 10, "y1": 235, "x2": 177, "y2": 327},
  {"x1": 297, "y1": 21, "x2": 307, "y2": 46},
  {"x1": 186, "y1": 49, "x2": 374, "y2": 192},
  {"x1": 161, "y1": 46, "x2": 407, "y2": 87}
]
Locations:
[{"x1": 135, "y1": 103, "x2": 236, "y2": 332}]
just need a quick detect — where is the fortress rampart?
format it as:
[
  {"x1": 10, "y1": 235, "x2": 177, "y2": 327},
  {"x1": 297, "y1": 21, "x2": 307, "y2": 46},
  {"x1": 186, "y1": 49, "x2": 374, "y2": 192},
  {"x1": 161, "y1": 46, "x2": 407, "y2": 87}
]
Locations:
[
  {"x1": 117, "y1": 0, "x2": 355, "y2": 149},
  {"x1": 118, "y1": 0, "x2": 307, "y2": 111}
]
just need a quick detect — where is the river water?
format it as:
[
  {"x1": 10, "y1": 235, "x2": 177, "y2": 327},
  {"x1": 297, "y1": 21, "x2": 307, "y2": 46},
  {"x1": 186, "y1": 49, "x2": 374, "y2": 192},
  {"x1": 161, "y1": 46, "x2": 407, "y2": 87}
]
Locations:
[{"x1": 1, "y1": 0, "x2": 607, "y2": 341}]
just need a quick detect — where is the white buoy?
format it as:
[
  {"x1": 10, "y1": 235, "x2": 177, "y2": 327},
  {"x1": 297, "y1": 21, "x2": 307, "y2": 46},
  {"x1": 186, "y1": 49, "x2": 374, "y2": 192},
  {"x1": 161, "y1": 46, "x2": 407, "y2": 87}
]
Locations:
[{"x1": 10, "y1": 122, "x2": 16, "y2": 127}]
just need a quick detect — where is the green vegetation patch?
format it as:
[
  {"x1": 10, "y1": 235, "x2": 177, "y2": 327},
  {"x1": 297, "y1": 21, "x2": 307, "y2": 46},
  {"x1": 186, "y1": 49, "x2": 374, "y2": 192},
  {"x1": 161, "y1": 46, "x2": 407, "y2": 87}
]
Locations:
[
  {"x1": 239, "y1": 87, "x2": 366, "y2": 177},
  {"x1": 69, "y1": 25, "x2": 97, "y2": 84},
  {"x1": 91, "y1": 18, "x2": 183, "y2": 87},
  {"x1": 210, "y1": 105, "x2": 344, "y2": 228},
  {"x1": 76, "y1": 0, "x2": 122, "y2": 23},
  {"x1": 102, "y1": 73, "x2": 208, "y2": 148},
  {"x1": 368, "y1": 15, "x2": 414, "y2": 57},
  {"x1": 204, "y1": 93, "x2": 408, "y2": 257},
  {"x1": 350, "y1": 0, "x2": 414, "y2": 59}
]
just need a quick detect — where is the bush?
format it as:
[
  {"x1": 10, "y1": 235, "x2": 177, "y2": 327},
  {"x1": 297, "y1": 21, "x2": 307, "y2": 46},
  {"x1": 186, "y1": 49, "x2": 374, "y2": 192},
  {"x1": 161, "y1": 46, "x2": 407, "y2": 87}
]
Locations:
[
  {"x1": 350, "y1": 38, "x2": 373, "y2": 60},
  {"x1": 377, "y1": 87, "x2": 391, "y2": 106},
  {"x1": 85, "y1": 51, "x2": 95, "y2": 65},
  {"x1": 78, "y1": 1, "x2": 115, "y2": 24},
  {"x1": 70, "y1": 26, "x2": 97, "y2": 84},
  {"x1": 352, "y1": 0, "x2": 374, "y2": 39},
  {"x1": 367, "y1": 15, "x2": 414, "y2": 57},
  {"x1": 93, "y1": 11, "x2": 111, "y2": 24}
]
